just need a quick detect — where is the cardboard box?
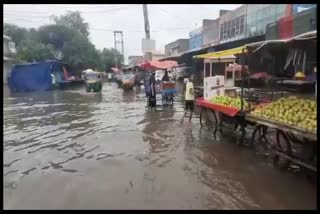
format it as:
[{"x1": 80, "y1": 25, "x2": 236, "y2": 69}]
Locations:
[
  {"x1": 204, "y1": 88, "x2": 225, "y2": 101},
  {"x1": 204, "y1": 75, "x2": 225, "y2": 101},
  {"x1": 204, "y1": 75, "x2": 225, "y2": 89}
]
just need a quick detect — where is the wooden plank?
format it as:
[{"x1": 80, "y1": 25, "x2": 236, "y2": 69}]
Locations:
[{"x1": 275, "y1": 151, "x2": 317, "y2": 172}]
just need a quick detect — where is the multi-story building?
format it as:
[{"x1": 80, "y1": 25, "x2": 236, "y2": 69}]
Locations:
[
  {"x1": 246, "y1": 4, "x2": 287, "y2": 38},
  {"x1": 3, "y1": 34, "x2": 16, "y2": 84},
  {"x1": 219, "y1": 5, "x2": 246, "y2": 44},
  {"x1": 189, "y1": 27, "x2": 203, "y2": 51},
  {"x1": 265, "y1": 5, "x2": 317, "y2": 40},
  {"x1": 164, "y1": 39, "x2": 189, "y2": 56},
  {"x1": 202, "y1": 19, "x2": 220, "y2": 48}
]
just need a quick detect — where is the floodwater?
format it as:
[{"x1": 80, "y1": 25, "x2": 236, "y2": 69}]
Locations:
[{"x1": 3, "y1": 82, "x2": 316, "y2": 210}]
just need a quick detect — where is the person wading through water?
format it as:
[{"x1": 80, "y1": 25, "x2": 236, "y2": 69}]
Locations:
[
  {"x1": 181, "y1": 74, "x2": 195, "y2": 122},
  {"x1": 148, "y1": 72, "x2": 156, "y2": 109},
  {"x1": 162, "y1": 69, "x2": 170, "y2": 82}
]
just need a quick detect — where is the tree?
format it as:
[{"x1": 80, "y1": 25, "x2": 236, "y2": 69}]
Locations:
[
  {"x1": 37, "y1": 24, "x2": 76, "y2": 50},
  {"x1": 16, "y1": 39, "x2": 57, "y2": 62},
  {"x1": 4, "y1": 11, "x2": 122, "y2": 74},
  {"x1": 51, "y1": 11, "x2": 89, "y2": 37},
  {"x1": 100, "y1": 48, "x2": 124, "y2": 71},
  {"x1": 4, "y1": 23, "x2": 29, "y2": 46}
]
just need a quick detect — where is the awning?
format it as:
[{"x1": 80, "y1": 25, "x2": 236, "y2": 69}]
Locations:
[
  {"x1": 246, "y1": 30, "x2": 317, "y2": 53},
  {"x1": 194, "y1": 46, "x2": 247, "y2": 59},
  {"x1": 138, "y1": 60, "x2": 178, "y2": 70}
]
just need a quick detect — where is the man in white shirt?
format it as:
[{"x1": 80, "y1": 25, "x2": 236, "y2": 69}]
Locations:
[{"x1": 181, "y1": 75, "x2": 195, "y2": 122}]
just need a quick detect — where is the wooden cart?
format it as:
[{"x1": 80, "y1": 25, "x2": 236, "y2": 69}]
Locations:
[
  {"x1": 196, "y1": 98, "x2": 248, "y2": 142},
  {"x1": 245, "y1": 113, "x2": 317, "y2": 177}
]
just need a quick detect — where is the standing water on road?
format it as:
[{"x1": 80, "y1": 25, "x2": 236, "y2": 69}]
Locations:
[{"x1": 3, "y1": 82, "x2": 316, "y2": 209}]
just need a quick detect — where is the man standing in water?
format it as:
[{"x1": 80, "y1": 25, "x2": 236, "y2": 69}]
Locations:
[
  {"x1": 148, "y1": 72, "x2": 157, "y2": 109},
  {"x1": 181, "y1": 74, "x2": 195, "y2": 122}
]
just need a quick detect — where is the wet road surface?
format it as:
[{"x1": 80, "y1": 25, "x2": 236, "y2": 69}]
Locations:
[{"x1": 3, "y1": 82, "x2": 317, "y2": 209}]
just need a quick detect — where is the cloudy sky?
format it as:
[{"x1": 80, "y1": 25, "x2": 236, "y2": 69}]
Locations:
[{"x1": 4, "y1": 4, "x2": 241, "y2": 62}]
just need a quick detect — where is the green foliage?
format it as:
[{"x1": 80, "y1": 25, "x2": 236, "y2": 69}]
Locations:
[
  {"x1": 100, "y1": 48, "x2": 124, "y2": 71},
  {"x1": 51, "y1": 11, "x2": 89, "y2": 37},
  {"x1": 4, "y1": 23, "x2": 30, "y2": 46},
  {"x1": 4, "y1": 11, "x2": 124, "y2": 74},
  {"x1": 37, "y1": 24, "x2": 77, "y2": 50},
  {"x1": 16, "y1": 39, "x2": 57, "y2": 62}
]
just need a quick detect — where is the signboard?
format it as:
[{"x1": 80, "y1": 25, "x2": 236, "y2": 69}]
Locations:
[{"x1": 142, "y1": 38, "x2": 155, "y2": 53}]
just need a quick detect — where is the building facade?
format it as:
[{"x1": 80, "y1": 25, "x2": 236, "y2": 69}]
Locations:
[
  {"x1": 246, "y1": 4, "x2": 287, "y2": 38},
  {"x1": 189, "y1": 27, "x2": 203, "y2": 50},
  {"x1": 202, "y1": 19, "x2": 220, "y2": 48},
  {"x1": 219, "y1": 5, "x2": 246, "y2": 44},
  {"x1": 265, "y1": 5, "x2": 317, "y2": 40},
  {"x1": 3, "y1": 35, "x2": 16, "y2": 84},
  {"x1": 292, "y1": 4, "x2": 317, "y2": 15},
  {"x1": 164, "y1": 39, "x2": 189, "y2": 56}
]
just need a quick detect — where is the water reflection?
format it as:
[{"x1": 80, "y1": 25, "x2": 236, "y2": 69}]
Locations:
[{"x1": 3, "y1": 83, "x2": 317, "y2": 209}]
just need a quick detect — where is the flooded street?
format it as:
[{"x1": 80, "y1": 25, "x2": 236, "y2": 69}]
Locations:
[{"x1": 3, "y1": 82, "x2": 316, "y2": 210}]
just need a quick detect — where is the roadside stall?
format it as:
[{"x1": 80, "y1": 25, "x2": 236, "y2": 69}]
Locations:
[
  {"x1": 139, "y1": 60, "x2": 178, "y2": 107},
  {"x1": 244, "y1": 31, "x2": 317, "y2": 175},
  {"x1": 193, "y1": 46, "x2": 251, "y2": 140}
]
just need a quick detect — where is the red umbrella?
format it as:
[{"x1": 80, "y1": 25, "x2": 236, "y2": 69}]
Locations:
[
  {"x1": 138, "y1": 60, "x2": 178, "y2": 71},
  {"x1": 226, "y1": 63, "x2": 248, "y2": 72},
  {"x1": 250, "y1": 72, "x2": 272, "y2": 80}
]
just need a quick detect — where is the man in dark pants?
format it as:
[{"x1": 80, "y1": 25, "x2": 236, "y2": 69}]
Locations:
[
  {"x1": 148, "y1": 72, "x2": 156, "y2": 109},
  {"x1": 181, "y1": 75, "x2": 195, "y2": 122}
]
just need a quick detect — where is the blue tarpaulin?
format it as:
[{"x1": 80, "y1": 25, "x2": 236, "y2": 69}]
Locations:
[{"x1": 8, "y1": 60, "x2": 65, "y2": 92}]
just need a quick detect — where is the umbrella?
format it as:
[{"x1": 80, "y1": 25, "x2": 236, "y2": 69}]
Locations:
[
  {"x1": 226, "y1": 63, "x2": 248, "y2": 72},
  {"x1": 250, "y1": 72, "x2": 272, "y2": 80},
  {"x1": 138, "y1": 60, "x2": 178, "y2": 71}
]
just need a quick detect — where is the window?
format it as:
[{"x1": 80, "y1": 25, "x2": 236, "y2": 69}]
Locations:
[
  {"x1": 240, "y1": 15, "x2": 245, "y2": 35},
  {"x1": 205, "y1": 63, "x2": 210, "y2": 77},
  {"x1": 269, "y1": 5, "x2": 276, "y2": 17},
  {"x1": 220, "y1": 24, "x2": 223, "y2": 40},
  {"x1": 257, "y1": 9, "x2": 262, "y2": 21},
  {"x1": 276, "y1": 4, "x2": 286, "y2": 16}
]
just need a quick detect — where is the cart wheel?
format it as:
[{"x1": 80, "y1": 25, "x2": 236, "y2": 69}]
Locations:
[
  {"x1": 273, "y1": 130, "x2": 291, "y2": 170},
  {"x1": 251, "y1": 125, "x2": 271, "y2": 155},
  {"x1": 235, "y1": 119, "x2": 247, "y2": 146},
  {"x1": 200, "y1": 108, "x2": 217, "y2": 130},
  {"x1": 301, "y1": 143, "x2": 317, "y2": 183},
  {"x1": 303, "y1": 154, "x2": 317, "y2": 184}
]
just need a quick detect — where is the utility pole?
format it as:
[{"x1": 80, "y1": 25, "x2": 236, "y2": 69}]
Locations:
[
  {"x1": 143, "y1": 4, "x2": 152, "y2": 61},
  {"x1": 113, "y1": 31, "x2": 124, "y2": 69}
]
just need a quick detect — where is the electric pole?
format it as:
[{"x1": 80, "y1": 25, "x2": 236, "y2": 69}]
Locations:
[
  {"x1": 143, "y1": 4, "x2": 152, "y2": 61},
  {"x1": 113, "y1": 31, "x2": 124, "y2": 69}
]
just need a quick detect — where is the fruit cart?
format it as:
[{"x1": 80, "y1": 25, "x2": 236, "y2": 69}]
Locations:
[
  {"x1": 138, "y1": 60, "x2": 178, "y2": 107},
  {"x1": 194, "y1": 46, "x2": 250, "y2": 141},
  {"x1": 243, "y1": 31, "x2": 317, "y2": 176}
]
